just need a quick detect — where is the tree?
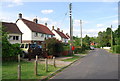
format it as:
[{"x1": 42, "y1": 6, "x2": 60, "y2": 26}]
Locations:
[
  {"x1": 1, "y1": 25, "x2": 22, "y2": 60},
  {"x1": 83, "y1": 35, "x2": 90, "y2": 46},
  {"x1": 114, "y1": 25, "x2": 120, "y2": 45},
  {"x1": 97, "y1": 27, "x2": 114, "y2": 47}
]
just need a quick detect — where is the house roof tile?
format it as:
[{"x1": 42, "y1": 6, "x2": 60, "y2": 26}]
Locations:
[
  {"x1": 20, "y1": 18, "x2": 54, "y2": 35},
  {"x1": 66, "y1": 34, "x2": 70, "y2": 39},
  {"x1": 2, "y1": 22, "x2": 22, "y2": 34},
  {"x1": 54, "y1": 30, "x2": 68, "y2": 39}
]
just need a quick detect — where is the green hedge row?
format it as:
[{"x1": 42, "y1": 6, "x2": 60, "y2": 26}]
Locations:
[
  {"x1": 74, "y1": 44, "x2": 90, "y2": 54},
  {"x1": 112, "y1": 45, "x2": 120, "y2": 54},
  {"x1": 2, "y1": 43, "x2": 22, "y2": 58}
]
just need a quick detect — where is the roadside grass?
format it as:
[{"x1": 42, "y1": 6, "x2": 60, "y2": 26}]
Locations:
[
  {"x1": 62, "y1": 50, "x2": 89, "y2": 62},
  {"x1": 2, "y1": 60, "x2": 61, "y2": 79},
  {"x1": 62, "y1": 55, "x2": 80, "y2": 62}
]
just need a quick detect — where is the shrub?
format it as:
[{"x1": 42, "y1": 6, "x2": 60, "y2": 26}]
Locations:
[
  {"x1": 45, "y1": 38, "x2": 64, "y2": 57},
  {"x1": 112, "y1": 45, "x2": 120, "y2": 54},
  {"x1": 74, "y1": 43, "x2": 90, "y2": 54},
  {"x1": 2, "y1": 43, "x2": 22, "y2": 58},
  {"x1": 2, "y1": 26, "x2": 22, "y2": 60},
  {"x1": 74, "y1": 47, "x2": 82, "y2": 54}
]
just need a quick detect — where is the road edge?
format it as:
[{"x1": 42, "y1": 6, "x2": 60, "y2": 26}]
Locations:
[{"x1": 41, "y1": 57, "x2": 82, "y2": 81}]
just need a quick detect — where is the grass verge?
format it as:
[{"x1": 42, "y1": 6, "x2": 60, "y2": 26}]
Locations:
[
  {"x1": 2, "y1": 60, "x2": 61, "y2": 80},
  {"x1": 62, "y1": 55, "x2": 80, "y2": 62}
]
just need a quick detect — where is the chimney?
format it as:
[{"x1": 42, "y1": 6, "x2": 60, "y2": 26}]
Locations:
[
  {"x1": 33, "y1": 18, "x2": 38, "y2": 24},
  {"x1": 57, "y1": 28, "x2": 60, "y2": 31},
  {"x1": 45, "y1": 23, "x2": 47, "y2": 26},
  {"x1": 19, "y1": 13, "x2": 22, "y2": 19},
  {"x1": 52, "y1": 26, "x2": 54, "y2": 30}
]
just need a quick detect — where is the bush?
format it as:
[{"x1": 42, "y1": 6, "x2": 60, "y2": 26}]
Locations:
[
  {"x1": 2, "y1": 26, "x2": 22, "y2": 61},
  {"x1": 112, "y1": 45, "x2": 120, "y2": 54},
  {"x1": 74, "y1": 44, "x2": 90, "y2": 54},
  {"x1": 45, "y1": 38, "x2": 64, "y2": 57},
  {"x1": 74, "y1": 47, "x2": 82, "y2": 54},
  {"x1": 2, "y1": 43, "x2": 22, "y2": 58}
]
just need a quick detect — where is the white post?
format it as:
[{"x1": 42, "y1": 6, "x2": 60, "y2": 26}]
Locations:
[
  {"x1": 18, "y1": 54, "x2": 20, "y2": 63},
  {"x1": 53, "y1": 57, "x2": 56, "y2": 67},
  {"x1": 36, "y1": 55, "x2": 38, "y2": 61},
  {"x1": 35, "y1": 55, "x2": 38, "y2": 75}
]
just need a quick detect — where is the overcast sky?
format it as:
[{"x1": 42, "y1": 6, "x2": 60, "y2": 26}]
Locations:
[{"x1": 1, "y1": 0, "x2": 119, "y2": 37}]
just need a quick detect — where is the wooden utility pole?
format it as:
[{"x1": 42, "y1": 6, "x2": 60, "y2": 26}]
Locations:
[
  {"x1": 69, "y1": 3, "x2": 73, "y2": 55},
  {"x1": 80, "y1": 20, "x2": 82, "y2": 47}
]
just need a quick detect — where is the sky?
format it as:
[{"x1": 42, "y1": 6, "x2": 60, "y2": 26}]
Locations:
[{"x1": 1, "y1": 0, "x2": 119, "y2": 37}]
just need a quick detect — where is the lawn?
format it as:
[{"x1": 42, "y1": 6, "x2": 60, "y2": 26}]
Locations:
[
  {"x1": 62, "y1": 55, "x2": 80, "y2": 62},
  {"x1": 2, "y1": 60, "x2": 61, "y2": 80}
]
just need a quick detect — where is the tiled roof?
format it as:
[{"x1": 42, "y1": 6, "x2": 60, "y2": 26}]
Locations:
[
  {"x1": 54, "y1": 30, "x2": 68, "y2": 39},
  {"x1": 66, "y1": 34, "x2": 70, "y2": 39},
  {"x1": 2, "y1": 22, "x2": 22, "y2": 34},
  {"x1": 20, "y1": 19, "x2": 54, "y2": 35}
]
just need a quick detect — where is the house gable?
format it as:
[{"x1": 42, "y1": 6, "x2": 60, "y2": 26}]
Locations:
[
  {"x1": 2, "y1": 22, "x2": 22, "y2": 44},
  {"x1": 16, "y1": 19, "x2": 32, "y2": 41}
]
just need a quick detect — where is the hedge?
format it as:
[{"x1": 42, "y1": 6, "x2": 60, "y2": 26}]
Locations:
[{"x1": 112, "y1": 45, "x2": 120, "y2": 54}]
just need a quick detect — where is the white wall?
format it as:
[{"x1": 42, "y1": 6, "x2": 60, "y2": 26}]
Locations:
[
  {"x1": 103, "y1": 47, "x2": 111, "y2": 50},
  {"x1": 52, "y1": 30, "x2": 62, "y2": 40},
  {"x1": 8, "y1": 33, "x2": 21, "y2": 44},
  {"x1": 16, "y1": 20, "x2": 32, "y2": 41}
]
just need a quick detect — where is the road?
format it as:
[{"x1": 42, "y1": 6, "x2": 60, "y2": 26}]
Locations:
[{"x1": 51, "y1": 48, "x2": 118, "y2": 79}]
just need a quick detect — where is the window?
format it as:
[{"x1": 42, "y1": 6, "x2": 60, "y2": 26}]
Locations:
[
  {"x1": 16, "y1": 36, "x2": 19, "y2": 40},
  {"x1": 13, "y1": 36, "x2": 19, "y2": 40},
  {"x1": 35, "y1": 32, "x2": 38, "y2": 37},
  {"x1": 25, "y1": 44, "x2": 28, "y2": 48},
  {"x1": 20, "y1": 44, "x2": 24, "y2": 48},
  {"x1": 41, "y1": 34, "x2": 44, "y2": 37},
  {"x1": 13, "y1": 36, "x2": 16, "y2": 40},
  {"x1": 9, "y1": 36, "x2": 13, "y2": 40},
  {"x1": 47, "y1": 35, "x2": 49, "y2": 38}
]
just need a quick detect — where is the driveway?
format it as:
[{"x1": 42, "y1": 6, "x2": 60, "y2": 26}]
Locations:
[{"x1": 51, "y1": 48, "x2": 118, "y2": 79}]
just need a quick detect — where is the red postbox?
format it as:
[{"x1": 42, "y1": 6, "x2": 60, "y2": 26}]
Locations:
[{"x1": 72, "y1": 46, "x2": 75, "y2": 51}]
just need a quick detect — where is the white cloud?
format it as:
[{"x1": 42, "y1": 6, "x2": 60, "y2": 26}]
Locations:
[
  {"x1": 0, "y1": 12, "x2": 16, "y2": 22},
  {"x1": 4, "y1": 0, "x2": 23, "y2": 7},
  {"x1": 40, "y1": 17, "x2": 49, "y2": 22},
  {"x1": 112, "y1": 20, "x2": 118, "y2": 24},
  {"x1": 96, "y1": 15, "x2": 117, "y2": 20},
  {"x1": 73, "y1": 19, "x2": 89, "y2": 27},
  {"x1": 41, "y1": 10, "x2": 53, "y2": 14},
  {"x1": 73, "y1": 27, "x2": 107, "y2": 37},
  {"x1": 96, "y1": 24, "x2": 104, "y2": 27}
]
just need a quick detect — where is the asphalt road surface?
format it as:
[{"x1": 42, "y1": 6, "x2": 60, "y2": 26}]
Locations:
[{"x1": 51, "y1": 48, "x2": 118, "y2": 79}]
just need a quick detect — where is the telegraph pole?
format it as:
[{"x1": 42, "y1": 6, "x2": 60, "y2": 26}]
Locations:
[
  {"x1": 69, "y1": 3, "x2": 73, "y2": 55},
  {"x1": 80, "y1": 20, "x2": 82, "y2": 47}
]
